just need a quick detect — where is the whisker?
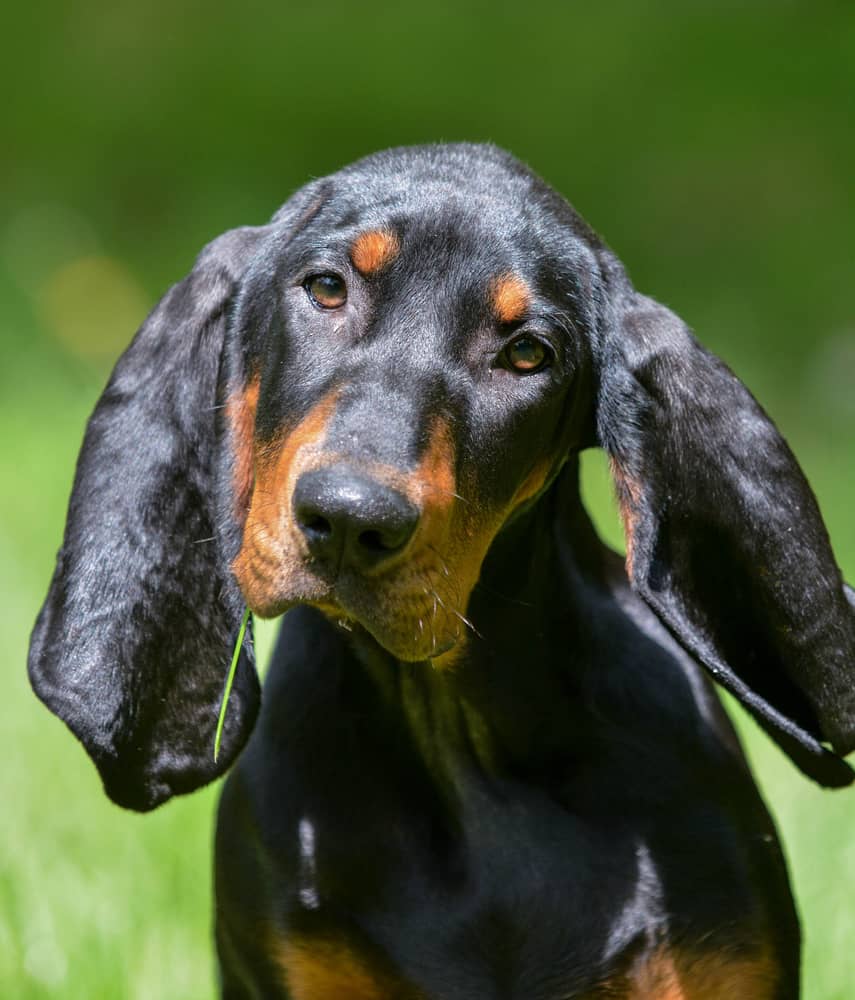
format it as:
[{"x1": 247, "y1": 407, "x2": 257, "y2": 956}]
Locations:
[
  {"x1": 425, "y1": 543, "x2": 452, "y2": 579},
  {"x1": 474, "y1": 580, "x2": 536, "y2": 609},
  {"x1": 428, "y1": 585, "x2": 482, "y2": 641},
  {"x1": 426, "y1": 487, "x2": 471, "y2": 505},
  {"x1": 450, "y1": 608, "x2": 483, "y2": 640}
]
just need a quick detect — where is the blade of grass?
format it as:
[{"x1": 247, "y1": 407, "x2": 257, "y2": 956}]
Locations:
[{"x1": 214, "y1": 607, "x2": 251, "y2": 762}]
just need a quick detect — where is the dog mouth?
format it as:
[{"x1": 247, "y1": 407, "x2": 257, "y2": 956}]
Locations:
[
  {"x1": 327, "y1": 570, "x2": 464, "y2": 661},
  {"x1": 231, "y1": 473, "x2": 495, "y2": 664},
  {"x1": 243, "y1": 558, "x2": 467, "y2": 663},
  {"x1": 230, "y1": 437, "x2": 480, "y2": 661},
  {"x1": 327, "y1": 607, "x2": 459, "y2": 662}
]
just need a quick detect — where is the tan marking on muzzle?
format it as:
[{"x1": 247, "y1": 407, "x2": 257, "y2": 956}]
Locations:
[
  {"x1": 510, "y1": 458, "x2": 552, "y2": 510},
  {"x1": 232, "y1": 400, "x2": 556, "y2": 664},
  {"x1": 408, "y1": 418, "x2": 457, "y2": 524},
  {"x1": 425, "y1": 455, "x2": 555, "y2": 670},
  {"x1": 232, "y1": 388, "x2": 341, "y2": 616},
  {"x1": 362, "y1": 417, "x2": 466, "y2": 662},
  {"x1": 225, "y1": 372, "x2": 260, "y2": 522},
  {"x1": 350, "y1": 229, "x2": 400, "y2": 276},
  {"x1": 491, "y1": 273, "x2": 531, "y2": 324}
]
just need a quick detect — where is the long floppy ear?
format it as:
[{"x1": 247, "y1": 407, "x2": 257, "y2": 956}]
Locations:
[
  {"x1": 28, "y1": 226, "x2": 270, "y2": 811},
  {"x1": 597, "y1": 257, "x2": 855, "y2": 788}
]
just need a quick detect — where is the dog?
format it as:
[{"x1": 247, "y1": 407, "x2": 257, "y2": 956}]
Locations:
[{"x1": 29, "y1": 144, "x2": 855, "y2": 998}]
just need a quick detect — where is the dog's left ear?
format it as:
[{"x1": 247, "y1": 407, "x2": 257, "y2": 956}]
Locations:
[
  {"x1": 28, "y1": 226, "x2": 270, "y2": 811},
  {"x1": 596, "y1": 255, "x2": 855, "y2": 787}
]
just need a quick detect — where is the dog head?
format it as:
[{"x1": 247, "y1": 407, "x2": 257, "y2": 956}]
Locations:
[
  {"x1": 225, "y1": 147, "x2": 598, "y2": 664},
  {"x1": 29, "y1": 144, "x2": 855, "y2": 809}
]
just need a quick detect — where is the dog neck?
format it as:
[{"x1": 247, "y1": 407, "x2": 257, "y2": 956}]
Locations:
[{"x1": 343, "y1": 456, "x2": 623, "y2": 807}]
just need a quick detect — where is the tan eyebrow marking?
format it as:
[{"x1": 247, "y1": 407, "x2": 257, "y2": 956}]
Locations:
[
  {"x1": 350, "y1": 229, "x2": 400, "y2": 276},
  {"x1": 491, "y1": 273, "x2": 531, "y2": 324}
]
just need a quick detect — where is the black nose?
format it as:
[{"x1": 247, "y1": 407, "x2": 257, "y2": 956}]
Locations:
[{"x1": 293, "y1": 467, "x2": 419, "y2": 573}]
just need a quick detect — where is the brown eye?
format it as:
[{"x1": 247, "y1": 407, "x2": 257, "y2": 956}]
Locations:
[
  {"x1": 503, "y1": 335, "x2": 552, "y2": 374},
  {"x1": 305, "y1": 273, "x2": 347, "y2": 309}
]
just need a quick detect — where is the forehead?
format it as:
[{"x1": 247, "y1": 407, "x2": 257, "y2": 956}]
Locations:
[{"x1": 284, "y1": 144, "x2": 600, "y2": 293}]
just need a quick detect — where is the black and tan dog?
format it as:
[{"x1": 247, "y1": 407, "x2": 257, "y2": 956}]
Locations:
[{"x1": 29, "y1": 145, "x2": 855, "y2": 998}]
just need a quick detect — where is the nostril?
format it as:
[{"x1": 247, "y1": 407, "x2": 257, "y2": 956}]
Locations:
[
  {"x1": 357, "y1": 528, "x2": 405, "y2": 552},
  {"x1": 358, "y1": 529, "x2": 386, "y2": 552},
  {"x1": 300, "y1": 512, "x2": 332, "y2": 537},
  {"x1": 293, "y1": 467, "x2": 420, "y2": 570}
]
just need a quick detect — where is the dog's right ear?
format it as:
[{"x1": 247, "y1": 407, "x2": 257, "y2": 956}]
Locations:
[
  {"x1": 595, "y1": 253, "x2": 855, "y2": 788},
  {"x1": 28, "y1": 224, "x2": 272, "y2": 812}
]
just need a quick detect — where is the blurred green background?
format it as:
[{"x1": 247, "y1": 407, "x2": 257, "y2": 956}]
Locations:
[{"x1": 1, "y1": 2, "x2": 853, "y2": 997}]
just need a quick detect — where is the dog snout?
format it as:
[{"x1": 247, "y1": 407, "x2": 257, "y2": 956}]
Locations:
[{"x1": 293, "y1": 467, "x2": 419, "y2": 573}]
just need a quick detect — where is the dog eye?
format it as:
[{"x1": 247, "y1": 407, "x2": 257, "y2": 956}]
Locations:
[
  {"x1": 502, "y1": 335, "x2": 553, "y2": 374},
  {"x1": 304, "y1": 273, "x2": 347, "y2": 309}
]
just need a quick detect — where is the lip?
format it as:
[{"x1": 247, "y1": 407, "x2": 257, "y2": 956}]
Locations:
[
  {"x1": 245, "y1": 569, "x2": 461, "y2": 662},
  {"x1": 329, "y1": 613, "x2": 458, "y2": 662},
  {"x1": 328, "y1": 573, "x2": 461, "y2": 661},
  {"x1": 238, "y1": 531, "x2": 467, "y2": 661}
]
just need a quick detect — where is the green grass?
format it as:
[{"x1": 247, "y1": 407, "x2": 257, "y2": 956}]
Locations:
[{"x1": 214, "y1": 608, "x2": 252, "y2": 765}]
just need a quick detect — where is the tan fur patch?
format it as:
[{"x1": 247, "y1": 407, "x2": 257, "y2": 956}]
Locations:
[
  {"x1": 232, "y1": 389, "x2": 341, "y2": 616},
  {"x1": 231, "y1": 395, "x2": 555, "y2": 664},
  {"x1": 491, "y1": 273, "x2": 530, "y2": 324},
  {"x1": 630, "y1": 949, "x2": 686, "y2": 999},
  {"x1": 426, "y1": 455, "x2": 554, "y2": 670},
  {"x1": 271, "y1": 934, "x2": 778, "y2": 999},
  {"x1": 609, "y1": 456, "x2": 644, "y2": 579},
  {"x1": 350, "y1": 229, "x2": 400, "y2": 275},
  {"x1": 273, "y1": 938, "x2": 409, "y2": 1000},
  {"x1": 637, "y1": 946, "x2": 778, "y2": 999},
  {"x1": 364, "y1": 417, "x2": 465, "y2": 663},
  {"x1": 510, "y1": 459, "x2": 551, "y2": 509},
  {"x1": 593, "y1": 945, "x2": 779, "y2": 999},
  {"x1": 225, "y1": 372, "x2": 260, "y2": 522},
  {"x1": 410, "y1": 418, "x2": 457, "y2": 523}
]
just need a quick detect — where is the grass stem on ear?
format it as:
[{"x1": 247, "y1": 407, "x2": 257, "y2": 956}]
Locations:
[{"x1": 214, "y1": 607, "x2": 251, "y2": 762}]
